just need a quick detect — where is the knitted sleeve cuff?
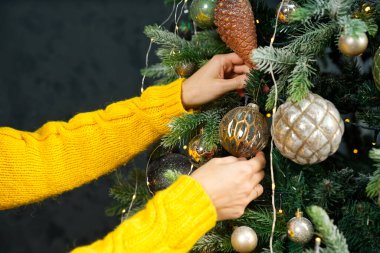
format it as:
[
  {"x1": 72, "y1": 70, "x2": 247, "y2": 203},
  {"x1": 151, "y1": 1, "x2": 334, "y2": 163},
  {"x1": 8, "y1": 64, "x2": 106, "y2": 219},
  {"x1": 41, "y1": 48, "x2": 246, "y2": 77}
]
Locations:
[{"x1": 156, "y1": 175, "x2": 217, "y2": 250}]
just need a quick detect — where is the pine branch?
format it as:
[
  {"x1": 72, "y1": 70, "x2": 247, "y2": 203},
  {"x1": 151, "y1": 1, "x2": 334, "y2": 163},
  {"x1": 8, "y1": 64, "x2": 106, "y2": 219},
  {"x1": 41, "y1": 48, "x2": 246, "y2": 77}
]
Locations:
[
  {"x1": 261, "y1": 239, "x2": 285, "y2": 253},
  {"x1": 236, "y1": 208, "x2": 287, "y2": 242},
  {"x1": 253, "y1": 47, "x2": 298, "y2": 74},
  {"x1": 338, "y1": 201, "x2": 380, "y2": 253},
  {"x1": 153, "y1": 30, "x2": 230, "y2": 69},
  {"x1": 356, "y1": 107, "x2": 380, "y2": 129},
  {"x1": 141, "y1": 64, "x2": 177, "y2": 82},
  {"x1": 291, "y1": 0, "x2": 353, "y2": 22},
  {"x1": 161, "y1": 109, "x2": 225, "y2": 150},
  {"x1": 367, "y1": 148, "x2": 380, "y2": 199},
  {"x1": 360, "y1": 16, "x2": 379, "y2": 37},
  {"x1": 163, "y1": 169, "x2": 182, "y2": 183},
  {"x1": 245, "y1": 70, "x2": 270, "y2": 109},
  {"x1": 192, "y1": 30, "x2": 230, "y2": 52},
  {"x1": 161, "y1": 113, "x2": 206, "y2": 149},
  {"x1": 201, "y1": 112, "x2": 221, "y2": 151},
  {"x1": 192, "y1": 231, "x2": 234, "y2": 253},
  {"x1": 106, "y1": 168, "x2": 150, "y2": 217},
  {"x1": 290, "y1": 0, "x2": 328, "y2": 22},
  {"x1": 287, "y1": 56, "x2": 316, "y2": 102},
  {"x1": 328, "y1": 0, "x2": 351, "y2": 19},
  {"x1": 338, "y1": 16, "x2": 369, "y2": 37},
  {"x1": 306, "y1": 206, "x2": 349, "y2": 253},
  {"x1": 284, "y1": 22, "x2": 338, "y2": 55},
  {"x1": 287, "y1": 241, "x2": 304, "y2": 253},
  {"x1": 144, "y1": 25, "x2": 189, "y2": 49},
  {"x1": 310, "y1": 168, "x2": 358, "y2": 212}
]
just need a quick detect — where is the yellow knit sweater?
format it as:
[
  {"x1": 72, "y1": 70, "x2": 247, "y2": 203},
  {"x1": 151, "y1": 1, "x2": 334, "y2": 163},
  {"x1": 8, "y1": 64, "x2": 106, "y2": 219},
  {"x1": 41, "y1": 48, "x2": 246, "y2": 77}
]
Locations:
[{"x1": 0, "y1": 78, "x2": 217, "y2": 252}]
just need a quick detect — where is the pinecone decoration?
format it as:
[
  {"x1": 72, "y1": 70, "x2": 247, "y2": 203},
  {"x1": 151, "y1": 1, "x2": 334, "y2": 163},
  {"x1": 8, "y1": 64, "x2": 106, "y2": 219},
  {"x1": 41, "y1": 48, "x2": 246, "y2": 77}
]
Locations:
[{"x1": 214, "y1": 0, "x2": 257, "y2": 68}]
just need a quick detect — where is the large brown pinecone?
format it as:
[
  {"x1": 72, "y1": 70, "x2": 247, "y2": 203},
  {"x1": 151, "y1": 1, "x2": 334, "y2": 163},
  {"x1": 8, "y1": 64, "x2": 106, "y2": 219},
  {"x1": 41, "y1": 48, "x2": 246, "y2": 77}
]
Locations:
[{"x1": 214, "y1": 0, "x2": 257, "y2": 68}]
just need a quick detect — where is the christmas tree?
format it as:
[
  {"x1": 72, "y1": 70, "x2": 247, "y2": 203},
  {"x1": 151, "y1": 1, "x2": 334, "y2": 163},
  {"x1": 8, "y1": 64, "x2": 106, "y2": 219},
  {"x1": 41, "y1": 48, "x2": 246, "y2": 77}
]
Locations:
[{"x1": 107, "y1": 0, "x2": 380, "y2": 252}]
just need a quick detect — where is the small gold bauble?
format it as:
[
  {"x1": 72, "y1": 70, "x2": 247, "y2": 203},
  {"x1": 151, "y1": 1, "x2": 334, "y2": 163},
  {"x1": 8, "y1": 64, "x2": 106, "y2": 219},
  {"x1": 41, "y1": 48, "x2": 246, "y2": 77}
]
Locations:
[
  {"x1": 287, "y1": 210, "x2": 314, "y2": 244},
  {"x1": 231, "y1": 226, "x2": 258, "y2": 253},
  {"x1": 338, "y1": 33, "x2": 368, "y2": 57},
  {"x1": 277, "y1": 0, "x2": 298, "y2": 23},
  {"x1": 188, "y1": 134, "x2": 217, "y2": 167},
  {"x1": 175, "y1": 62, "x2": 196, "y2": 78}
]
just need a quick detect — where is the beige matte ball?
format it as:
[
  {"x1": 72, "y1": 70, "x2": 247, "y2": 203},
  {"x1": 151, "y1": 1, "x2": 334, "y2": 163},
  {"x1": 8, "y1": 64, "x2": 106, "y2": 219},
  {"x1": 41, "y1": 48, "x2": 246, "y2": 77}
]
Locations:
[
  {"x1": 231, "y1": 226, "x2": 258, "y2": 253},
  {"x1": 338, "y1": 33, "x2": 368, "y2": 57},
  {"x1": 272, "y1": 93, "x2": 344, "y2": 165}
]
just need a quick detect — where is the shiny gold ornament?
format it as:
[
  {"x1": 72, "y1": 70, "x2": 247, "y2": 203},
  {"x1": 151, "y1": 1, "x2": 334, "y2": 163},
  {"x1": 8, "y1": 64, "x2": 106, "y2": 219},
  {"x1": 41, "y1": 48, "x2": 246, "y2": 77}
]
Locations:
[
  {"x1": 277, "y1": 0, "x2": 298, "y2": 23},
  {"x1": 372, "y1": 47, "x2": 380, "y2": 91},
  {"x1": 219, "y1": 104, "x2": 269, "y2": 158},
  {"x1": 287, "y1": 209, "x2": 314, "y2": 244},
  {"x1": 175, "y1": 62, "x2": 196, "y2": 78},
  {"x1": 214, "y1": 0, "x2": 257, "y2": 68},
  {"x1": 231, "y1": 226, "x2": 258, "y2": 253},
  {"x1": 338, "y1": 33, "x2": 368, "y2": 57},
  {"x1": 188, "y1": 135, "x2": 217, "y2": 167},
  {"x1": 272, "y1": 93, "x2": 344, "y2": 165},
  {"x1": 190, "y1": 0, "x2": 217, "y2": 29}
]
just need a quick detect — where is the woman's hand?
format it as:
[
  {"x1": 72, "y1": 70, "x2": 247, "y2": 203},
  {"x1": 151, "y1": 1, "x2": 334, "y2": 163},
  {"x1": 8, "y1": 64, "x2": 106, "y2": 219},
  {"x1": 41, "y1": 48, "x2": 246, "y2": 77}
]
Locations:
[
  {"x1": 191, "y1": 152, "x2": 266, "y2": 221},
  {"x1": 181, "y1": 53, "x2": 250, "y2": 109}
]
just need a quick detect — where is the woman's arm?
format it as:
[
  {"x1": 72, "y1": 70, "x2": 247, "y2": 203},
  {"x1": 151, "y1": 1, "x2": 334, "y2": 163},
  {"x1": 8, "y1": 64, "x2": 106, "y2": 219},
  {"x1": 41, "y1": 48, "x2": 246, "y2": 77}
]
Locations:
[
  {"x1": 0, "y1": 78, "x2": 188, "y2": 210},
  {"x1": 70, "y1": 152, "x2": 266, "y2": 253},
  {"x1": 71, "y1": 176, "x2": 217, "y2": 253}
]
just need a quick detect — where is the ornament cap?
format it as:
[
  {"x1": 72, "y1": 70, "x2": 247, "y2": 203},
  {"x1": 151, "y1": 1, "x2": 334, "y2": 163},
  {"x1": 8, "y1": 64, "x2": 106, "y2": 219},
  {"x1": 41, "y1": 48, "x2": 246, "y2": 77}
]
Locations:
[
  {"x1": 295, "y1": 208, "x2": 303, "y2": 218},
  {"x1": 247, "y1": 103, "x2": 260, "y2": 111}
]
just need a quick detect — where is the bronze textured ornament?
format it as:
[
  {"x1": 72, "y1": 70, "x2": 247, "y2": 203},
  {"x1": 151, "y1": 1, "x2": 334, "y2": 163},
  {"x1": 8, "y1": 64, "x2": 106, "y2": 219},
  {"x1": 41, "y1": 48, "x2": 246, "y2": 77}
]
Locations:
[
  {"x1": 219, "y1": 104, "x2": 269, "y2": 158},
  {"x1": 214, "y1": 0, "x2": 257, "y2": 68}
]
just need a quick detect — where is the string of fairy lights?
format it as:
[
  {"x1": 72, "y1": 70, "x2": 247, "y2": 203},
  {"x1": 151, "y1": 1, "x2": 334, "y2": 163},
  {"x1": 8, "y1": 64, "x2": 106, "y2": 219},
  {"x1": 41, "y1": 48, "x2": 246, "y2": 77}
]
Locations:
[
  {"x1": 140, "y1": 0, "x2": 184, "y2": 94},
  {"x1": 268, "y1": 1, "x2": 282, "y2": 251}
]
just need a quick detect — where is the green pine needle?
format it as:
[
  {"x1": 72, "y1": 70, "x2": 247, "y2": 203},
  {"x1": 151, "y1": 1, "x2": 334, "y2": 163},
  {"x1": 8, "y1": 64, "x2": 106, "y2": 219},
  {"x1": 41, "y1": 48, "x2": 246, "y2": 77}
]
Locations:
[
  {"x1": 144, "y1": 25, "x2": 189, "y2": 49},
  {"x1": 163, "y1": 169, "x2": 182, "y2": 183},
  {"x1": 253, "y1": 47, "x2": 298, "y2": 74},
  {"x1": 161, "y1": 109, "x2": 224, "y2": 150},
  {"x1": 287, "y1": 57, "x2": 316, "y2": 102},
  {"x1": 284, "y1": 22, "x2": 338, "y2": 55},
  {"x1": 339, "y1": 16, "x2": 369, "y2": 37},
  {"x1": 367, "y1": 149, "x2": 380, "y2": 199},
  {"x1": 306, "y1": 206, "x2": 349, "y2": 253}
]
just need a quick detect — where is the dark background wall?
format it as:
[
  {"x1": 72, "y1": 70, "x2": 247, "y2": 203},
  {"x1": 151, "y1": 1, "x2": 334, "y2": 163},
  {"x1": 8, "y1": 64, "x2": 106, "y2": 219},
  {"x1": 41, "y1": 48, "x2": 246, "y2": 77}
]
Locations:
[
  {"x1": 0, "y1": 0, "x2": 278, "y2": 252},
  {"x1": 0, "y1": 0, "x2": 168, "y2": 252}
]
